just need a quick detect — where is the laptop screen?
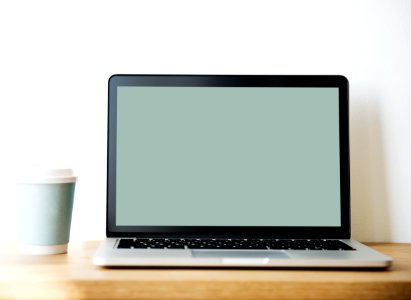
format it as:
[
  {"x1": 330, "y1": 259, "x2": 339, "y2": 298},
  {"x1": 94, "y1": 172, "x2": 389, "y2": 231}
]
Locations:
[{"x1": 114, "y1": 85, "x2": 341, "y2": 227}]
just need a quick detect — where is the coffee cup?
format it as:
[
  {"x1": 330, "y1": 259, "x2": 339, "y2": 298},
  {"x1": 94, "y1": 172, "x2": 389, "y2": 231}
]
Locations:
[{"x1": 16, "y1": 168, "x2": 77, "y2": 255}]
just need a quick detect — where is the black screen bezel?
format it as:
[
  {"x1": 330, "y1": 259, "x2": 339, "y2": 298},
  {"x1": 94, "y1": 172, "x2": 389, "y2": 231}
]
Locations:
[{"x1": 107, "y1": 75, "x2": 350, "y2": 239}]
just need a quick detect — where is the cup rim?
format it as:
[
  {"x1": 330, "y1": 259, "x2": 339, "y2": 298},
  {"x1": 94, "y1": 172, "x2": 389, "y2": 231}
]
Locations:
[{"x1": 17, "y1": 168, "x2": 77, "y2": 184}]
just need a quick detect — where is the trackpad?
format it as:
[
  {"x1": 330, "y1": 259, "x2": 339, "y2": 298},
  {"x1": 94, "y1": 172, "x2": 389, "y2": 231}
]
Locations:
[{"x1": 191, "y1": 250, "x2": 289, "y2": 259}]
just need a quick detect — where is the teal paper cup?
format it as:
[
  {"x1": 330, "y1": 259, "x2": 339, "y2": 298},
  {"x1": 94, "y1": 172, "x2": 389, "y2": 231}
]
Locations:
[{"x1": 17, "y1": 168, "x2": 77, "y2": 255}]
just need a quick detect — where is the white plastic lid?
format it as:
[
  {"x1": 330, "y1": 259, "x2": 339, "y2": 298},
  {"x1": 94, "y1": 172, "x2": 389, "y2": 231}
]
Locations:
[{"x1": 18, "y1": 168, "x2": 77, "y2": 184}]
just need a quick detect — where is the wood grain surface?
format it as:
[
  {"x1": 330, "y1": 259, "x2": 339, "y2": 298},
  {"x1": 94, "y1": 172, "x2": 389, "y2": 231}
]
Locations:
[{"x1": 0, "y1": 241, "x2": 410, "y2": 300}]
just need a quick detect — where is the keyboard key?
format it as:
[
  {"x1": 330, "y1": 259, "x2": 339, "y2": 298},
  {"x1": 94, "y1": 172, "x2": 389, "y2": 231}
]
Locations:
[{"x1": 117, "y1": 239, "x2": 133, "y2": 248}]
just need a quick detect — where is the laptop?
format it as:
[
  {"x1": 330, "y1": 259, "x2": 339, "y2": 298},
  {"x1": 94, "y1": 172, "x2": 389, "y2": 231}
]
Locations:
[{"x1": 93, "y1": 74, "x2": 392, "y2": 268}]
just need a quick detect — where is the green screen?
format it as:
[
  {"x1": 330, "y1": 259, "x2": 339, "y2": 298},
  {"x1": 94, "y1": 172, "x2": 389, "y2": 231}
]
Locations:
[{"x1": 116, "y1": 87, "x2": 341, "y2": 226}]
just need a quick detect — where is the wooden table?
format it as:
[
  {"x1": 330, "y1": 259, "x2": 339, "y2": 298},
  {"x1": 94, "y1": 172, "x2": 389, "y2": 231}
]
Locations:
[{"x1": 0, "y1": 241, "x2": 410, "y2": 300}]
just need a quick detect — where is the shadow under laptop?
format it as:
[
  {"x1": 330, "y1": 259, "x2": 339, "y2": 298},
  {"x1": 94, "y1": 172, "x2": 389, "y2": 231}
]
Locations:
[
  {"x1": 350, "y1": 93, "x2": 392, "y2": 242},
  {"x1": 99, "y1": 265, "x2": 390, "y2": 271}
]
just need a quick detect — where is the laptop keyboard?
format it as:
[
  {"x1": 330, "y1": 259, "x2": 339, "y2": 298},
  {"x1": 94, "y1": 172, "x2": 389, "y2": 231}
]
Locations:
[{"x1": 117, "y1": 238, "x2": 355, "y2": 250}]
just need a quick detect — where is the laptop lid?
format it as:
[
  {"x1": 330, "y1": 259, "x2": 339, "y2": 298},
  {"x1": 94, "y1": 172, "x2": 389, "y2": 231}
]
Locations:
[{"x1": 107, "y1": 75, "x2": 350, "y2": 239}]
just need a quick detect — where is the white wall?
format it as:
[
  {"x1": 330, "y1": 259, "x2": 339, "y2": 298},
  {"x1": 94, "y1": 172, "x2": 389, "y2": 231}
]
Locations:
[{"x1": 0, "y1": 0, "x2": 410, "y2": 243}]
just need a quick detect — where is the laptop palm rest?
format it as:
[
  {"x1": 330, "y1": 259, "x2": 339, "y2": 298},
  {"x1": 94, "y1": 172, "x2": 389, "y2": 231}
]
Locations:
[
  {"x1": 192, "y1": 250, "x2": 289, "y2": 265},
  {"x1": 192, "y1": 250, "x2": 289, "y2": 259}
]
